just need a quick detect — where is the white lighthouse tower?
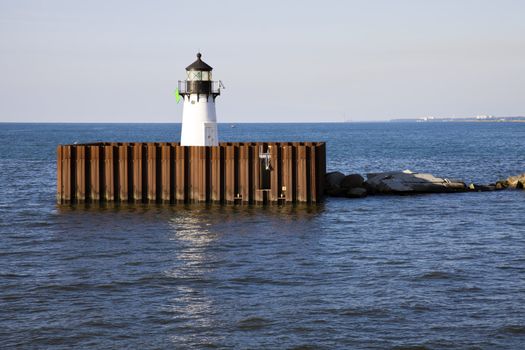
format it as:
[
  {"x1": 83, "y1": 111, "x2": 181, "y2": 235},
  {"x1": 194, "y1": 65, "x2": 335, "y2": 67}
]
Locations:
[{"x1": 179, "y1": 53, "x2": 222, "y2": 146}]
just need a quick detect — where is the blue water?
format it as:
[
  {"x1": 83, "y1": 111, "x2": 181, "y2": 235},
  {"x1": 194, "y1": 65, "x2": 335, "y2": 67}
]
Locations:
[{"x1": 1, "y1": 122, "x2": 524, "y2": 349}]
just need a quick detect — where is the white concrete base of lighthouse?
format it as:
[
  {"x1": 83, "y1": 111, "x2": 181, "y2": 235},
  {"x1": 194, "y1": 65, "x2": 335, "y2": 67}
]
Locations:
[{"x1": 180, "y1": 95, "x2": 219, "y2": 146}]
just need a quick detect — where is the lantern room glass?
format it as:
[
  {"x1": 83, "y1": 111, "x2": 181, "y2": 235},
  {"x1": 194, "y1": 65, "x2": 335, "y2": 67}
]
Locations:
[{"x1": 187, "y1": 71, "x2": 212, "y2": 81}]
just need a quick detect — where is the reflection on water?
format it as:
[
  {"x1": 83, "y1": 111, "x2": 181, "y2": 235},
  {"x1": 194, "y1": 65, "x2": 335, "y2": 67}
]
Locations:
[
  {"x1": 50, "y1": 203, "x2": 328, "y2": 348},
  {"x1": 169, "y1": 214, "x2": 216, "y2": 243},
  {"x1": 166, "y1": 213, "x2": 217, "y2": 345}
]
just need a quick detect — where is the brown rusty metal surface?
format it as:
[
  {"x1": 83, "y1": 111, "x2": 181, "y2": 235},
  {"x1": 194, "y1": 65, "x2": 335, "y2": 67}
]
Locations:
[
  {"x1": 282, "y1": 144, "x2": 294, "y2": 202},
  {"x1": 210, "y1": 146, "x2": 221, "y2": 202},
  {"x1": 174, "y1": 145, "x2": 186, "y2": 202},
  {"x1": 224, "y1": 144, "x2": 235, "y2": 203},
  {"x1": 118, "y1": 145, "x2": 129, "y2": 202},
  {"x1": 188, "y1": 147, "x2": 206, "y2": 202},
  {"x1": 296, "y1": 145, "x2": 307, "y2": 202},
  {"x1": 104, "y1": 145, "x2": 114, "y2": 201},
  {"x1": 198, "y1": 147, "x2": 206, "y2": 202},
  {"x1": 132, "y1": 144, "x2": 142, "y2": 202},
  {"x1": 239, "y1": 145, "x2": 250, "y2": 203},
  {"x1": 75, "y1": 146, "x2": 86, "y2": 202},
  {"x1": 147, "y1": 144, "x2": 157, "y2": 202},
  {"x1": 89, "y1": 145, "x2": 100, "y2": 201},
  {"x1": 56, "y1": 142, "x2": 326, "y2": 205},
  {"x1": 63, "y1": 145, "x2": 72, "y2": 202},
  {"x1": 309, "y1": 146, "x2": 317, "y2": 203},
  {"x1": 160, "y1": 145, "x2": 171, "y2": 203}
]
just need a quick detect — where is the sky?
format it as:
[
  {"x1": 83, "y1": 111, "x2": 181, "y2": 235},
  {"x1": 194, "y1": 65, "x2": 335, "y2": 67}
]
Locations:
[{"x1": 0, "y1": 0, "x2": 523, "y2": 123}]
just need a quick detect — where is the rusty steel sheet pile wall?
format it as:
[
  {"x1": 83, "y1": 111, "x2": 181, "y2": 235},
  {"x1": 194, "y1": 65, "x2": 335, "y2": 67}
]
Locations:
[{"x1": 57, "y1": 142, "x2": 326, "y2": 205}]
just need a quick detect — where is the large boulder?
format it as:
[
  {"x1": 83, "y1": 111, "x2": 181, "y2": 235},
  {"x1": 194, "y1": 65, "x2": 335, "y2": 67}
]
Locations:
[
  {"x1": 468, "y1": 183, "x2": 500, "y2": 192},
  {"x1": 341, "y1": 174, "x2": 365, "y2": 190},
  {"x1": 497, "y1": 173, "x2": 525, "y2": 189},
  {"x1": 345, "y1": 187, "x2": 367, "y2": 198},
  {"x1": 324, "y1": 171, "x2": 345, "y2": 196},
  {"x1": 364, "y1": 170, "x2": 467, "y2": 194}
]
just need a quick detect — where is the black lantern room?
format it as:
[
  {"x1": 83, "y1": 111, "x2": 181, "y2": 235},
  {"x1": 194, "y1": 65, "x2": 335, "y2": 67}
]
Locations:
[{"x1": 179, "y1": 53, "x2": 220, "y2": 100}]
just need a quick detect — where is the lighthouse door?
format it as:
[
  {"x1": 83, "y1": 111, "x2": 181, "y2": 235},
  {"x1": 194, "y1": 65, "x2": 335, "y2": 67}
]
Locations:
[{"x1": 204, "y1": 124, "x2": 216, "y2": 146}]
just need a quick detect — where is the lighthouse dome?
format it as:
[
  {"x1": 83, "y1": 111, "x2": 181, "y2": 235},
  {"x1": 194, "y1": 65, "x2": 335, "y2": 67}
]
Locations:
[{"x1": 186, "y1": 53, "x2": 213, "y2": 71}]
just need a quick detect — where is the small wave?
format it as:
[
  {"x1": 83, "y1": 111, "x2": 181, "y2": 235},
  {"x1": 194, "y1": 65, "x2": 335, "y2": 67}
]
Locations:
[
  {"x1": 288, "y1": 345, "x2": 318, "y2": 350},
  {"x1": 58, "y1": 255, "x2": 85, "y2": 261},
  {"x1": 230, "y1": 276, "x2": 302, "y2": 286},
  {"x1": 81, "y1": 319, "x2": 126, "y2": 329},
  {"x1": 0, "y1": 250, "x2": 43, "y2": 257},
  {"x1": 24, "y1": 221, "x2": 53, "y2": 228},
  {"x1": 0, "y1": 272, "x2": 31, "y2": 278},
  {"x1": 144, "y1": 316, "x2": 174, "y2": 326},
  {"x1": 136, "y1": 274, "x2": 166, "y2": 283},
  {"x1": 89, "y1": 251, "x2": 129, "y2": 258},
  {"x1": 410, "y1": 303, "x2": 433, "y2": 312},
  {"x1": 33, "y1": 282, "x2": 93, "y2": 292},
  {"x1": 340, "y1": 307, "x2": 389, "y2": 317},
  {"x1": 237, "y1": 316, "x2": 272, "y2": 330},
  {"x1": 1, "y1": 294, "x2": 22, "y2": 301},
  {"x1": 450, "y1": 285, "x2": 482, "y2": 293},
  {"x1": 499, "y1": 325, "x2": 525, "y2": 334},
  {"x1": 92, "y1": 283, "x2": 125, "y2": 291},
  {"x1": 392, "y1": 346, "x2": 429, "y2": 350},
  {"x1": 290, "y1": 326, "x2": 313, "y2": 334},
  {"x1": 415, "y1": 271, "x2": 454, "y2": 280},
  {"x1": 383, "y1": 260, "x2": 409, "y2": 266},
  {"x1": 496, "y1": 265, "x2": 525, "y2": 271}
]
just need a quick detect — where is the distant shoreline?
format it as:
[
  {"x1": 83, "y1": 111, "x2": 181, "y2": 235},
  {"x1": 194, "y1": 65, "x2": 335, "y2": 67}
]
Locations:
[
  {"x1": 390, "y1": 116, "x2": 525, "y2": 123},
  {"x1": 390, "y1": 120, "x2": 525, "y2": 123}
]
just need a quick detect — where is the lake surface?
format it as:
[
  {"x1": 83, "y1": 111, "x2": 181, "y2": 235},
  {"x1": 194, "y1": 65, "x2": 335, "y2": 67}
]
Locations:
[{"x1": 1, "y1": 122, "x2": 524, "y2": 349}]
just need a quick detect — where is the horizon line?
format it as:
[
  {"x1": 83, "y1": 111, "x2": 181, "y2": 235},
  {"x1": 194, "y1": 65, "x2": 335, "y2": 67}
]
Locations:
[{"x1": 0, "y1": 120, "x2": 389, "y2": 124}]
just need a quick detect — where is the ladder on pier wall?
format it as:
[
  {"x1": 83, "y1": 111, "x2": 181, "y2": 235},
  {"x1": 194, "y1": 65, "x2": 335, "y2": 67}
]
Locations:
[{"x1": 56, "y1": 142, "x2": 326, "y2": 205}]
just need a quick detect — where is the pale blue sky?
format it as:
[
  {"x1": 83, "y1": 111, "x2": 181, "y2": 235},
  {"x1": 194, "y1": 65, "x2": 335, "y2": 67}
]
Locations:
[{"x1": 0, "y1": 0, "x2": 523, "y2": 122}]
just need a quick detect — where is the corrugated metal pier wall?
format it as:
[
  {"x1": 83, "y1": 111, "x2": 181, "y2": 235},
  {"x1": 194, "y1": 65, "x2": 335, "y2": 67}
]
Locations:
[{"x1": 56, "y1": 142, "x2": 326, "y2": 205}]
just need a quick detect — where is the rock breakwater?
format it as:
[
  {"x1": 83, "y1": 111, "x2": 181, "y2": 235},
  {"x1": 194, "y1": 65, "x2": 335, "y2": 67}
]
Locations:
[{"x1": 325, "y1": 171, "x2": 525, "y2": 198}]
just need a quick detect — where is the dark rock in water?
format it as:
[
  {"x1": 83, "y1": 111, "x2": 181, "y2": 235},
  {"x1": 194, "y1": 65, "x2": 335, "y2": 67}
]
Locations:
[
  {"x1": 324, "y1": 169, "x2": 524, "y2": 197},
  {"x1": 345, "y1": 187, "x2": 367, "y2": 198},
  {"x1": 495, "y1": 181, "x2": 507, "y2": 189},
  {"x1": 325, "y1": 172, "x2": 366, "y2": 197},
  {"x1": 341, "y1": 174, "x2": 365, "y2": 190},
  {"x1": 468, "y1": 184, "x2": 499, "y2": 192},
  {"x1": 365, "y1": 170, "x2": 467, "y2": 194},
  {"x1": 324, "y1": 171, "x2": 345, "y2": 196}
]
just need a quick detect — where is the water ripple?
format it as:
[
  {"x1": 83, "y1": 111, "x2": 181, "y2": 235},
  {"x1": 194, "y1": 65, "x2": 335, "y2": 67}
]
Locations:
[{"x1": 1, "y1": 123, "x2": 525, "y2": 349}]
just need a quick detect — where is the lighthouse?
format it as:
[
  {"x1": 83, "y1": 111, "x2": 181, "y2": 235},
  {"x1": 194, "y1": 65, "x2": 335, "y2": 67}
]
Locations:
[
  {"x1": 56, "y1": 52, "x2": 326, "y2": 206},
  {"x1": 179, "y1": 53, "x2": 222, "y2": 146}
]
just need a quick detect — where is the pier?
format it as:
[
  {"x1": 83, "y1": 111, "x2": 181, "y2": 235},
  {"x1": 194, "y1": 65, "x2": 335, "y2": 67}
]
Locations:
[{"x1": 57, "y1": 142, "x2": 326, "y2": 205}]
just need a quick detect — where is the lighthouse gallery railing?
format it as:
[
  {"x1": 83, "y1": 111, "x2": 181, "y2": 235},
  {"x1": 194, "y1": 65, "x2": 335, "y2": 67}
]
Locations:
[{"x1": 178, "y1": 80, "x2": 221, "y2": 95}]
